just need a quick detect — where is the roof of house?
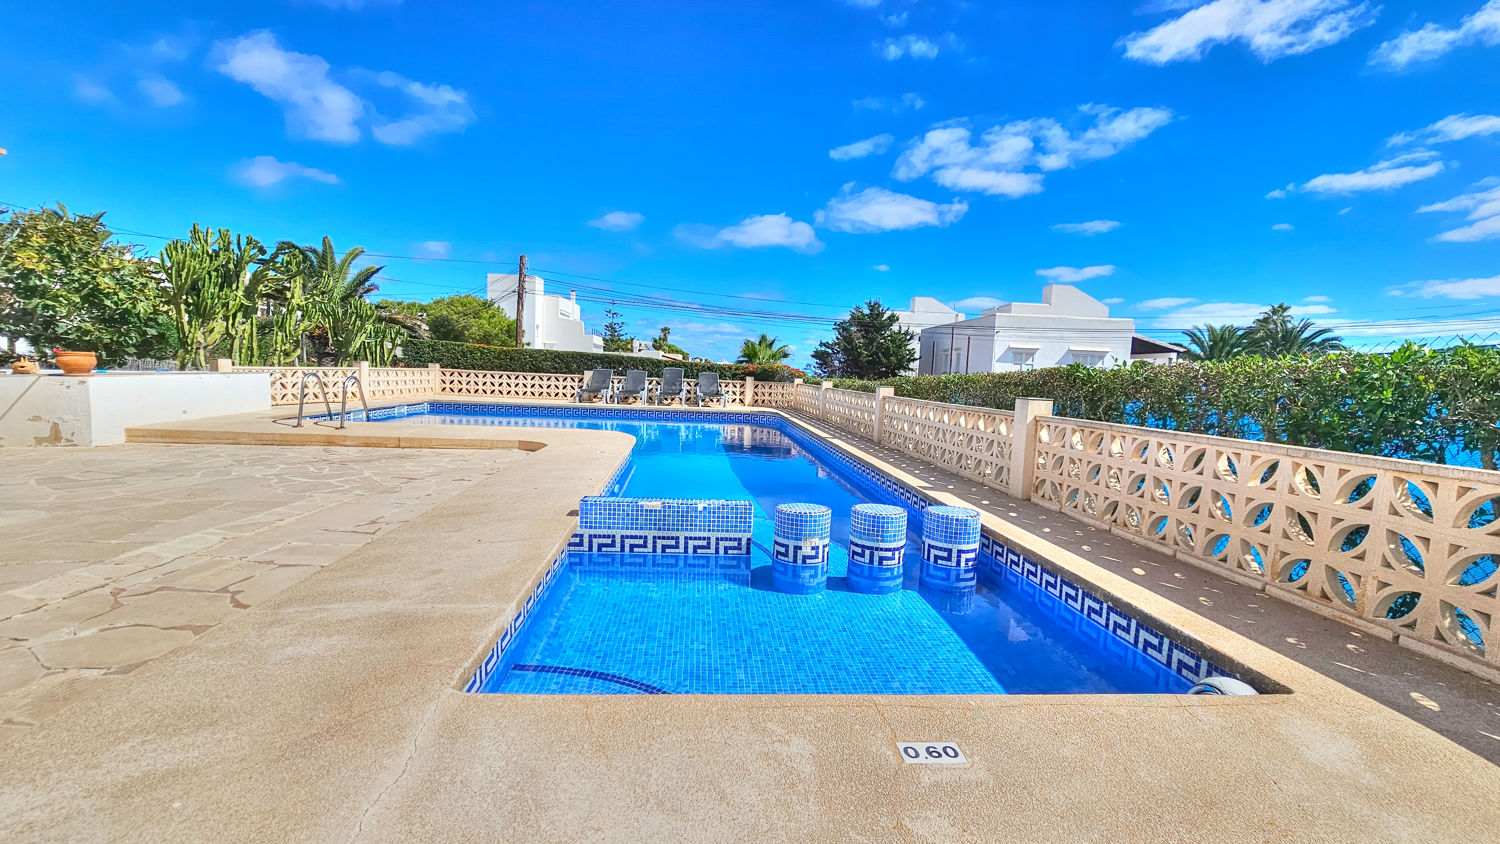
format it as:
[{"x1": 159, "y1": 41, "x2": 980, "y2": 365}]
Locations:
[{"x1": 1130, "y1": 334, "x2": 1185, "y2": 356}]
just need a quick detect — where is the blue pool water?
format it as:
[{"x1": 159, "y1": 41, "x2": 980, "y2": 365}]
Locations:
[{"x1": 391, "y1": 405, "x2": 1195, "y2": 695}]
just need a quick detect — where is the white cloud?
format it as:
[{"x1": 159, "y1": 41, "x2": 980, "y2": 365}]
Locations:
[
  {"x1": 1265, "y1": 184, "x2": 1292, "y2": 198},
  {"x1": 215, "y1": 31, "x2": 364, "y2": 143},
  {"x1": 951, "y1": 296, "x2": 1005, "y2": 311},
  {"x1": 1370, "y1": 0, "x2": 1500, "y2": 70},
  {"x1": 1387, "y1": 275, "x2": 1500, "y2": 299},
  {"x1": 1102, "y1": 296, "x2": 1125, "y2": 304},
  {"x1": 1052, "y1": 219, "x2": 1121, "y2": 235},
  {"x1": 1272, "y1": 222, "x2": 1294, "y2": 231},
  {"x1": 829, "y1": 133, "x2": 895, "y2": 161},
  {"x1": 852, "y1": 92, "x2": 925, "y2": 112},
  {"x1": 137, "y1": 75, "x2": 183, "y2": 107},
  {"x1": 1418, "y1": 180, "x2": 1500, "y2": 242},
  {"x1": 589, "y1": 211, "x2": 645, "y2": 232},
  {"x1": 1388, "y1": 113, "x2": 1500, "y2": 147},
  {"x1": 1338, "y1": 206, "x2": 1352, "y2": 214},
  {"x1": 873, "y1": 264, "x2": 891, "y2": 272},
  {"x1": 1036, "y1": 265, "x2": 1117, "y2": 283},
  {"x1": 842, "y1": 0, "x2": 882, "y2": 7},
  {"x1": 1122, "y1": 0, "x2": 1378, "y2": 65},
  {"x1": 73, "y1": 75, "x2": 115, "y2": 105},
  {"x1": 1138, "y1": 296, "x2": 1198, "y2": 309},
  {"x1": 1299, "y1": 150, "x2": 1445, "y2": 194},
  {"x1": 894, "y1": 105, "x2": 1174, "y2": 197},
  {"x1": 368, "y1": 71, "x2": 474, "y2": 145},
  {"x1": 882, "y1": 12, "x2": 909, "y2": 27},
  {"x1": 413, "y1": 240, "x2": 450, "y2": 260},
  {"x1": 814, "y1": 184, "x2": 969, "y2": 233},
  {"x1": 1303, "y1": 294, "x2": 1332, "y2": 302},
  {"x1": 232, "y1": 155, "x2": 340, "y2": 188},
  {"x1": 676, "y1": 214, "x2": 823, "y2": 253},
  {"x1": 879, "y1": 34, "x2": 942, "y2": 60}
]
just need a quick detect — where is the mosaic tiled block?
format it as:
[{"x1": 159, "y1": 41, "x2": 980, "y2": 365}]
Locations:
[{"x1": 574, "y1": 497, "x2": 753, "y2": 556}]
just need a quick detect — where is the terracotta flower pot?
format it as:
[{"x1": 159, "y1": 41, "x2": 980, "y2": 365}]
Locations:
[{"x1": 54, "y1": 350, "x2": 97, "y2": 376}]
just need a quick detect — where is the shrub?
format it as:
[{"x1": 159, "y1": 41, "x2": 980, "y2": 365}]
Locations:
[
  {"x1": 884, "y1": 346, "x2": 1500, "y2": 468},
  {"x1": 399, "y1": 338, "x2": 804, "y2": 382}
]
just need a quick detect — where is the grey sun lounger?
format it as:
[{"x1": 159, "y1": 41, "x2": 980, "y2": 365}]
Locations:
[
  {"x1": 577, "y1": 368, "x2": 615, "y2": 403},
  {"x1": 695, "y1": 371, "x2": 725, "y2": 406},
  {"x1": 655, "y1": 367, "x2": 686, "y2": 405},
  {"x1": 616, "y1": 369, "x2": 649, "y2": 404}
]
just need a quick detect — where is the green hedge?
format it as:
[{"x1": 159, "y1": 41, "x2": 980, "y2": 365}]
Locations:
[
  {"x1": 836, "y1": 345, "x2": 1500, "y2": 469},
  {"x1": 399, "y1": 338, "x2": 803, "y2": 382}
]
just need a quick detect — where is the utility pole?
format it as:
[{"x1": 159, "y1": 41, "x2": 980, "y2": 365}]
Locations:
[{"x1": 515, "y1": 254, "x2": 527, "y2": 348}]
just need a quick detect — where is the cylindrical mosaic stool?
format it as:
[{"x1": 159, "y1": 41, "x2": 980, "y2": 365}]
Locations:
[
  {"x1": 772, "y1": 503, "x2": 831, "y2": 594},
  {"x1": 920, "y1": 505, "x2": 981, "y2": 591},
  {"x1": 847, "y1": 504, "x2": 907, "y2": 595}
]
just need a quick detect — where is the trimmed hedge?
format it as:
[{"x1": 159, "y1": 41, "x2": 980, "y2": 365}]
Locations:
[
  {"x1": 824, "y1": 346, "x2": 1500, "y2": 470},
  {"x1": 399, "y1": 338, "x2": 803, "y2": 382}
]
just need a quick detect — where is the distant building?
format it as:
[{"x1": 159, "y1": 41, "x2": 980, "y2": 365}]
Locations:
[
  {"x1": 890, "y1": 297, "x2": 967, "y2": 375},
  {"x1": 486, "y1": 273, "x2": 603, "y2": 353},
  {"x1": 918, "y1": 284, "x2": 1180, "y2": 374}
]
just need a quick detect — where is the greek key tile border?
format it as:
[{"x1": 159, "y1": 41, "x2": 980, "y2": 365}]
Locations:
[{"x1": 463, "y1": 548, "x2": 569, "y2": 693}]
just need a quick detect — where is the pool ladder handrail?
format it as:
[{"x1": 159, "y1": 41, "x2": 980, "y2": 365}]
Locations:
[
  {"x1": 292, "y1": 371, "x2": 334, "y2": 428},
  {"x1": 336, "y1": 374, "x2": 370, "y2": 428},
  {"x1": 292, "y1": 372, "x2": 370, "y2": 429}
]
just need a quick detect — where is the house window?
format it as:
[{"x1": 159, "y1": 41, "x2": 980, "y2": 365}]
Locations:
[
  {"x1": 1073, "y1": 352, "x2": 1105, "y2": 367},
  {"x1": 1009, "y1": 349, "x2": 1036, "y2": 370}
]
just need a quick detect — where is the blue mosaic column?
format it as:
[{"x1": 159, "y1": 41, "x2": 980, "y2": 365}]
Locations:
[
  {"x1": 772, "y1": 503, "x2": 831, "y2": 594},
  {"x1": 920, "y1": 505, "x2": 981, "y2": 591},
  {"x1": 846, "y1": 504, "x2": 907, "y2": 595}
]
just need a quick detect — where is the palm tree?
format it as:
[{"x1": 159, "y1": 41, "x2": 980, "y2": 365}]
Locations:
[
  {"x1": 737, "y1": 333, "x2": 791, "y2": 365},
  {"x1": 1181, "y1": 324, "x2": 1250, "y2": 361},
  {"x1": 1247, "y1": 303, "x2": 1344, "y2": 357},
  {"x1": 277, "y1": 237, "x2": 409, "y2": 366}
]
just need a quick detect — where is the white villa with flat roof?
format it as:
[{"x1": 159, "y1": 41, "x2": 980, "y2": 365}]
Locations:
[
  {"x1": 890, "y1": 297, "x2": 967, "y2": 375},
  {"x1": 487, "y1": 273, "x2": 604, "y2": 353},
  {"x1": 918, "y1": 284, "x2": 1180, "y2": 374}
]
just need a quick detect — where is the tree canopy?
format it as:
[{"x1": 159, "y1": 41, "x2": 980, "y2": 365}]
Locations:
[
  {"x1": 1182, "y1": 303, "x2": 1345, "y2": 361},
  {"x1": 811, "y1": 299, "x2": 916, "y2": 379},
  {"x1": 379, "y1": 294, "x2": 516, "y2": 347},
  {"x1": 737, "y1": 333, "x2": 791, "y2": 366},
  {"x1": 0, "y1": 204, "x2": 168, "y2": 365}
]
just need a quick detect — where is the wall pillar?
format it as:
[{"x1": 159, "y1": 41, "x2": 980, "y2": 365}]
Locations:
[
  {"x1": 743, "y1": 375, "x2": 755, "y2": 407},
  {"x1": 213, "y1": 358, "x2": 233, "y2": 373},
  {"x1": 1008, "y1": 398, "x2": 1053, "y2": 500},
  {"x1": 428, "y1": 362, "x2": 442, "y2": 395},
  {"x1": 819, "y1": 380, "x2": 831, "y2": 420},
  {"x1": 873, "y1": 385, "x2": 894, "y2": 444}
]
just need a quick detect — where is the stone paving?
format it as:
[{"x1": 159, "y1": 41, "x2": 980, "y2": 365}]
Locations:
[{"x1": 0, "y1": 444, "x2": 523, "y2": 741}]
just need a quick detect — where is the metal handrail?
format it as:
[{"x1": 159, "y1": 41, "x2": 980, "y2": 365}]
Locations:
[
  {"x1": 293, "y1": 372, "x2": 335, "y2": 428},
  {"x1": 337, "y1": 374, "x2": 369, "y2": 429}
]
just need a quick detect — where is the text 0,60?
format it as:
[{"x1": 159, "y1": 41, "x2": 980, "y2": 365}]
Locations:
[{"x1": 897, "y1": 742, "x2": 967, "y2": 764}]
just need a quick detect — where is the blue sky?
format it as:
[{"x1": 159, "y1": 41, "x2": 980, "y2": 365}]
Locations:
[{"x1": 4, "y1": 0, "x2": 1500, "y2": 365}]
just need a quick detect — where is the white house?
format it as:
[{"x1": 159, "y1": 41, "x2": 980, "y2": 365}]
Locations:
[
  {"x1": 486, "y1": 273, "x2": 603, "y2": 353},
  {"x1": 890, "y1": 297, "x2": 967, "y2": 375},
  {"x1": 918, "y1": 284, "x2": 1179, "y2": 374}
]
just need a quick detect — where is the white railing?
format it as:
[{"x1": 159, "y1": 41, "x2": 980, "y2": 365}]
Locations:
[
  {"x1": 1029, "y1": 416, "x2": 1499, "y2": 675},
  {"x1": 880, "y1": 396, "x2": 1014, "y2": 492},
  {"x1": 821, "y1": 387, "x2": 878, "y2": 439},
  {"x1": 752, "y1": 381, "x2": 797, "y2": 408},
  {"x1": 237, "y1": 363, "x2": 777, "y2": 407},
  {"x1": 233, "y1": 366, "x2": 437, "y2": 405},
  {"x1": 793, "y1": 383, "x2": 822, "y2": 416}
]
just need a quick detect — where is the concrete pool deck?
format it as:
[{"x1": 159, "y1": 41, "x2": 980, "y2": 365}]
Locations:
[{"x1": 1, "y1": 402, "x2": 1497, "y2": 840}]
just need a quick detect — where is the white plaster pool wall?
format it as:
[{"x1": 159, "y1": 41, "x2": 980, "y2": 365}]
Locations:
[{"x1": 0, "y1": 372, "x2": 270, "y2": 446}]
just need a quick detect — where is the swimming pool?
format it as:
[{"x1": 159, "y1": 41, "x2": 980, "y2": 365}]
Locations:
[{"x1": 373, "y1": 402, "x2": 1233, "y2": 695}]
